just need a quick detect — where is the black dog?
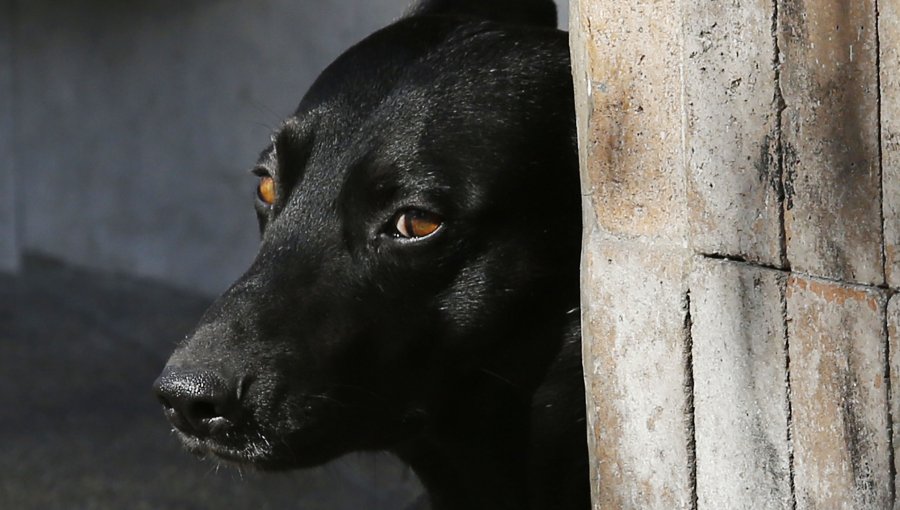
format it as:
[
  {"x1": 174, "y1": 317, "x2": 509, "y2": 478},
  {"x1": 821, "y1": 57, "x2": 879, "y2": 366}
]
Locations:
[{"x1": 154, "y1": 0, "x2": 588, "y2": 508}]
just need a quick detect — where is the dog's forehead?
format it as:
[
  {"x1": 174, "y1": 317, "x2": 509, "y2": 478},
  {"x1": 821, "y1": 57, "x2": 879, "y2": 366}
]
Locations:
[
  {"x1": 258, "y1": 18, "x2": 569, "y2": 210},
  {"x1": 264, "y1": 101, "x2": 428, "y2": 191},
  {"x1": 293, "y1": 18, "x2": 545, "y2": 139}
]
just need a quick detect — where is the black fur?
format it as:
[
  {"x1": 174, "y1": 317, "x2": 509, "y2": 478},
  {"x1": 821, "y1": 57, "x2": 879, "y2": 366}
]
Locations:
[
  {"x1": 154, "y1": 1, "x2": 588, "y2": 508},
  {"x1": 408, "y1": 0, "x2": 558, "y2": 28}
]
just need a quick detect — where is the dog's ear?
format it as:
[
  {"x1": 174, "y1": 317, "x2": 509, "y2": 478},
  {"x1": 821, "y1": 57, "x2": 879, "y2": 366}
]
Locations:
[{"x1": 407, "y1": 0, "x2": 558, "y2": 28}]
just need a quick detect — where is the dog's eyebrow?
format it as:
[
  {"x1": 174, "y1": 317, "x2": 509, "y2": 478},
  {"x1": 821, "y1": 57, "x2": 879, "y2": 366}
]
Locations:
[
  {"x1": 269, "y1": 118, "x2": 315, "y2": 184},
  {"x1": 273, "y1": 118, "x2": 312, "y2": 153},
  {"x1": 255, "y1": 145, "x2": 277, "y2": 169}
]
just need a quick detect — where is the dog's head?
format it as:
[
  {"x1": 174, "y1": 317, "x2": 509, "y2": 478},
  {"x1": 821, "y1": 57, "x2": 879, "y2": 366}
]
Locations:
[{"x1": 154, "y1": 0, "x2": 579, "y2": 469}]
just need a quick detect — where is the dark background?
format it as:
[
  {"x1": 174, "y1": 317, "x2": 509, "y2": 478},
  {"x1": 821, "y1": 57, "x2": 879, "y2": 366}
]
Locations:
[{"x1": 0, "y1": 1, "x2": 568, "y2": 508}]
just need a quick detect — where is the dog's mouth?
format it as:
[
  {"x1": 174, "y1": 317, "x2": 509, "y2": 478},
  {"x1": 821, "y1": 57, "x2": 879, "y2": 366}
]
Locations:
[
  {"x1": 155, "y1": 368, "x2": 423, "y2": 469},
  {"x1": 164, "y1": 407, "x2": 353, "y2": 470},
  {"x1": 173, "y1": 427, "x2": 279, "y2": 467}
]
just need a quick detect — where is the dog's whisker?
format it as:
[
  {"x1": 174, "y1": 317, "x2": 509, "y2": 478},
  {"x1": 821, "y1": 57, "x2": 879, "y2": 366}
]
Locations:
[
  {"x1": 203, "y1": 461, "x2": 220, "y2": 478},
  {"x1": 306, "y1": 393, "x2": 348, "y2": 407},
  {"x1": 251, "y1": 121, "x2": 275, "y2": 132},
  {"x1": 247, "y1": 98, "x2": 284, "y2": 125},
  {"x1": 478, "y1": 368, "x2": 519, "y2": 390},
  {"x1": 278, "y1": 436, "x2": 300, "y2": 464}
]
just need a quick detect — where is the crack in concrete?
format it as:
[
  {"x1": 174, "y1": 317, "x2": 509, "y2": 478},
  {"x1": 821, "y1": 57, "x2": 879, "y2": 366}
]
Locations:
[
  {"x1": 698, "y1": 252, "x2": 900, "y2": 296},
  {"x1": 683, "y1": 290, "x2": 698, "y2": 510},
  {"x1": 779, "y1": 270, "x2": 798, "y2": 510},
  {"x1": 773, "y1": 0, "x2": 790, "y2": 272},
  {"x1": 876, "y1": 0, "x2": 890, "y2": 290},
  {"x1": 884, "y1": 297, "x2": 898, "y2": 507},
  {"x1": 875, "y1": 4, "x2": 897, "y2": 504},
  {"x1": 873, "y1": 4, "x2": 898, "y2": 499},
  {"x1": 698, "y1": 251, "x2": 786, "y2": 274}
]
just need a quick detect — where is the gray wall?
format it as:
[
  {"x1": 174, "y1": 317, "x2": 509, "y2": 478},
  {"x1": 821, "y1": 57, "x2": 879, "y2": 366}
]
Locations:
[
  {"x1": 0, "y1": 1, "x2": 16, "y2": 272},
  {"x1": 0, "y1": 0, "x2": 568, "y2": 295}
]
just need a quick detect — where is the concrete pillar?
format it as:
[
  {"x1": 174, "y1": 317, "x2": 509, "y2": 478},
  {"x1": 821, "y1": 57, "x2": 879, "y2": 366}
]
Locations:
[
  {"x1": 570, "y1": 0, "x2": 693, "y2": 507},
  {"x1": 572, "y1": 0, "x2": 896, "y2": 508}
]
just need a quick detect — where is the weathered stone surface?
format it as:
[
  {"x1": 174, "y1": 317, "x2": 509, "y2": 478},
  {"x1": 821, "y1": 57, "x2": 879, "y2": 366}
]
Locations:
[
  {"x1": 882, "y1": 0, "x2": 900, "y2": 288},
  {"x1": 580, "y1": 238, "x2": 692, "y2": 510},
  {"x1": 571, "y1": 0, "x2": 687, "y2": 245},
  {"x1": 887, "y1": 295, "x2": 900, "y2": 507},
  {"x1": 683, "y1": 0, "x2": 784, "y2": 267},
  {"x1": 0, "y1": 0, "x2": 17, "y2": 273},
  {"x1": 786, "y1": 275, "x2": 891, "y2": 509},
  {"x1": 690, "y1": 258, "x2": 792, "y2": 509},
  {"x1": 573, "y1": 1, "x2": 694, "y2": 506},
  {"x1": 575, "y1": 0, "x2": 898, "y2": 507},
  {"x1": 778, "y1": 1, "x2": 884, "y2": 285}
]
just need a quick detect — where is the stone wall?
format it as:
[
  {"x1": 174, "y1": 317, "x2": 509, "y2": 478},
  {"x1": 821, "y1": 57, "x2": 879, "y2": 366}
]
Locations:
[{"x1": 571, "y1": 0, "x2": 897, "y2": 508}]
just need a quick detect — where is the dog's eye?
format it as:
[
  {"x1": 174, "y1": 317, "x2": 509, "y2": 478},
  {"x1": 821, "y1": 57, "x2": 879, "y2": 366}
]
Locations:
[
  {"x1": 394, "y1": 210, "x2": 442, "y2": 239},
  {"x1": 257, "y1": 176, "x2": 276, "y2": 206}
]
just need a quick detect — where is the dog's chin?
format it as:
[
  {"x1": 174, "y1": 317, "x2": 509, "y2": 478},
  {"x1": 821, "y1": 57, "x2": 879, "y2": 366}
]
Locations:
[
  {"x1": 174, "y1": 428, "x2": 341, "y2": 470},
  {"x1": 176, "y1": 433, "x2": 271, "y2": 467}
]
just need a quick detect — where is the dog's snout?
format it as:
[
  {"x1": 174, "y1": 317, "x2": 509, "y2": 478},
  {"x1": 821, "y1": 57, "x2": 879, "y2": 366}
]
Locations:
[{"x1": 153, "y1": 368, "x2": 240, "y2": 438}]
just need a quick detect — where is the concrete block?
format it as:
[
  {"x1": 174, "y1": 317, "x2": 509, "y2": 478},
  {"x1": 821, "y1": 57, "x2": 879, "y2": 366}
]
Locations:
[
  {"x1": 0, "y1": 0, "x2": 18, "y2": 272},
  {"x1": 570, "y1": 0, "x2": 687, "y2": 245},
  {"x1": 786, "y1": 275, "x2": 891, "y2": 509},
  {"x1": 887, "y1": 295, "x2": 900, "y2": 507},
  {"x1": 689, "y1": 258, "x2": 792, "y2": 509},
  {"x1": 881, "y1": 0, "x2": 900, "y2": 288},
  {"x1": 580, "y1": 236, "x2": 692, "y2": 510},
  {"x1": 778, "y1": 1, "x2": 884, "y2": 285},
  {"x1": 683, "y1": 0, "x2": 784, "y2": 267}
]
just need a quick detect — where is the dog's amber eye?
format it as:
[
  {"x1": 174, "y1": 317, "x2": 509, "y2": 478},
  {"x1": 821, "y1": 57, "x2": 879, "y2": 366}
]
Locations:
[
  {"x1": 395, "y1": 210, "x2": 442, "y2": 239},
  {"x1": 257, "y1": 176, "x2": 276, "y2": 205}
]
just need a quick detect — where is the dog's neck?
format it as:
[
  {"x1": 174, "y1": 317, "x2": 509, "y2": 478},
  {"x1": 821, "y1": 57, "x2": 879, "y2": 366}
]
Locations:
[
  {"x1": 395, "y1": 378, "x2": 532, "y2": 510},
  {"x1": 393, "y1": 321, "x2": 590, "y2": 510}
]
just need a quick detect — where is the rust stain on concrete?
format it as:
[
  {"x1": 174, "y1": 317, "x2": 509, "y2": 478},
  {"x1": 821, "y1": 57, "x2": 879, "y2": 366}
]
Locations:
[
  {"x1": 580, "y1": 1, "x2": 686, "y2": 243},
  {"x1": 584, "y1": 286, "x2": 628, "y2": 509},
  {"x1": 787, "y1": 275, "x2": 878, "y2": 311},
  {"x1": 886, "y1": 245, "x2": 897, "y2": 285},
  {"x1": 888, "y1": 297, "x2": 900, "y2": 504},
  {"x1": 787, "y1": 275, "x2": 891, "y2": 509}
]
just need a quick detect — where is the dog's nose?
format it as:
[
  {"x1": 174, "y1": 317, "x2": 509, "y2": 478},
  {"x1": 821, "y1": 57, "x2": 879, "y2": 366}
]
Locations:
[{"x1": 153, "y1": 368, "x2": 239, "y2": 438}]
